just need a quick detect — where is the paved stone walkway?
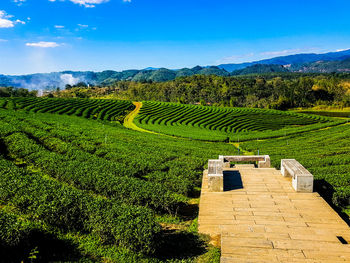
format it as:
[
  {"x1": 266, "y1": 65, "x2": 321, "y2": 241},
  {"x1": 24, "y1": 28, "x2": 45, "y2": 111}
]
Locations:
[{"x1": 198, "y1": 165, "x2": 350, "y2": 262}]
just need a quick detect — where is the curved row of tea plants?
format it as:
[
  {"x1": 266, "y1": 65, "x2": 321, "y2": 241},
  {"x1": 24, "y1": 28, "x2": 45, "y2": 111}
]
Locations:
[
  {"x1": 135, "y1": 101, "x2": 343, "y2": 141},
  {"x1": 138, "y1": 102, "x2": 326, "y2": 131},
  {"x1": 0, "y1": 107, "x2": 234, "y2": 261},
  {"x1": 0, "y1": 154, "x2": 159, "y2": 254},
  {"x1": 0, "y1": 97, "x2": 134, "y2": 122},
  {"x1": 242, "y1": 123, "x2": 350, "y2": 208},
  {"x1": 0, "y1": 113, "x2": 188, "y2": 213}
]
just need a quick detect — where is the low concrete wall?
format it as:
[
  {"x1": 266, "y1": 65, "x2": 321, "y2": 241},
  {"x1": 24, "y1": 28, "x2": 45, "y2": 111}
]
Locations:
[{"x1": 220, "y1": 155, "x2": 271, "y2": 168}]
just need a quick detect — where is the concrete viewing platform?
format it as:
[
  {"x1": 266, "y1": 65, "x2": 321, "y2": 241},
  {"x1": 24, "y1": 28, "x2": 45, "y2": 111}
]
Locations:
[{"x1": 198, "y1": 164, "x2": 350, "y2": 262}]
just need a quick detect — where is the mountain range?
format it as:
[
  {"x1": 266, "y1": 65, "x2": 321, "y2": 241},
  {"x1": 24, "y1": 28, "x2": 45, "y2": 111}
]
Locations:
[
  {"x1": 217, "y1": 49, "x2": 350, "y2": 72},
  {"x1": 1, "y1": 49, "x2": 350, "y2": 90}
]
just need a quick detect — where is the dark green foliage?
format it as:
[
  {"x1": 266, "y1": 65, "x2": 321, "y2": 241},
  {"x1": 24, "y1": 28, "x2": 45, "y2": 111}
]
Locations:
[
  {"x1": 88, "y1": 74, "x2": 350, "y2": 109},
  {"x1": 197, "y1": 66, "x2": 229, "y2": 76},
  {"x1": 231, "y1": 64, "x2": 289, "y2": 75},
  {"x1": 0, "y1": 87, "x2": 37, "y2": 97},
  {"x1": 0, "y1": 210, "x2": 35, "y2": 247},
  {"x1": 0, "y1": 209, "x2": 90, "y2": 262},
  {"x1": 0, "y1": 155, "x2": 160, "y2": 254}
]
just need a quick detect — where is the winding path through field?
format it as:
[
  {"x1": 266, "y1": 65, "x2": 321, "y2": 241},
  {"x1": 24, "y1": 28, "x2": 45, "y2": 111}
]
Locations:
[
  {"x1": 123, "y1": 102, "x2": 181, "y2": 139},
  {"x1": 123, "y1": 102, "x2": 158, "y2": 134}
]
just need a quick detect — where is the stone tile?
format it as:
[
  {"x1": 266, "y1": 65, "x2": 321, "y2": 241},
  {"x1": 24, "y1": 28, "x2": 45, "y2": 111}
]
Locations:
[
  {"x1": 221, "y1": 237, "x2": 273, "y2": 249},
  {"x1": 198, "y1": 166, "x2": 350, "y2": 262}
]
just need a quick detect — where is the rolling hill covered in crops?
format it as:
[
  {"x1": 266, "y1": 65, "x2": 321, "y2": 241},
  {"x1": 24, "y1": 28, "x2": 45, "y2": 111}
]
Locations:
[{"x1": 0, "y1": 97, "x2": 349, "y2": 262}]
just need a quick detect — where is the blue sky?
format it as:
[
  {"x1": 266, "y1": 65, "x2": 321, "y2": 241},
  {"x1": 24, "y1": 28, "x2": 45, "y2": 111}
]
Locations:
[{"x1": 0, "y1": 0, "x2": 350, "y2": 75}]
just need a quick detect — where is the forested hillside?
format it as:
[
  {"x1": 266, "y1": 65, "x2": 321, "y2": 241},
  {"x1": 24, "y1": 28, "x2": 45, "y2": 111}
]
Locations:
[
  {"x1": 52, "y1": 74, "x2": 350, "y2": 110},
  {"x1": 2, "y1": 49, "x2": 350, "y2": 90}
]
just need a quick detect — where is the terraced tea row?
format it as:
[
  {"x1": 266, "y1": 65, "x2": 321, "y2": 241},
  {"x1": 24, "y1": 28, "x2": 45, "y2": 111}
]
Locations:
[
  {"x1": 138, "y1": 102, "x2": 326, "y2": 131},
  {"x1": 0, "y1": 97, "x2": 134, "y2": 122},
  {"x1": 135, "y1": 101, "x2": 340, "y2": 141}
]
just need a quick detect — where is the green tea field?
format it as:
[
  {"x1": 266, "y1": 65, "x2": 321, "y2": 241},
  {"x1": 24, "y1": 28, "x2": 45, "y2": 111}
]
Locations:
[
  {"x1": 135, "y1": 101, "x2": 344, "y2": 141},
  {"x1": 0, "y1": 97, "x2": 349, "y2": 262}
]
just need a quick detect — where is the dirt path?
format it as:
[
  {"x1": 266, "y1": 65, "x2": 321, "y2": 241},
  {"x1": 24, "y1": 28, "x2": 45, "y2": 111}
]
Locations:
[
  {"x1": 123, "y1": 102, "x2": 207, "y2": 141},
  {"x1": 123, "y1": 102, "x2": 159, "y2": 134}
]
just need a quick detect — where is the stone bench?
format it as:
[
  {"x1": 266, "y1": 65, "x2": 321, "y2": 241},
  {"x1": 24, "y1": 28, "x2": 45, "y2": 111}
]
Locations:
[
  {"x1": 281, "y1": 159, "x2": 313, "y2": 192},
  {"x1": 219, "y1": 155, "x2": 270, "y2": 168},
  {"x1": 207, "y1": 159, "x2": 224, "y2": 192}
]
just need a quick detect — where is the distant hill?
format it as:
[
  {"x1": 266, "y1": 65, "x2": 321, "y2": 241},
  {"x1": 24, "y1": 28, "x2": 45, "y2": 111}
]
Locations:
[
  {"x1": 231, "y1": 64, "x2": 289, "y2": 75},
  {"x1": 0, "y1": 66, "x2": 230, "y2": 90},
  {"x1": 218, "y1": 49, "x2": 350, "y2": 72},
  {"x1": 1, "y1": 49, "x2": 350, "y2": 90},
  {"x1": 290, "y1": 58, "x2": 350, "y2": 73},
  {"x1": 230, "y1": 59, "x2": 350, "y2": 75}
]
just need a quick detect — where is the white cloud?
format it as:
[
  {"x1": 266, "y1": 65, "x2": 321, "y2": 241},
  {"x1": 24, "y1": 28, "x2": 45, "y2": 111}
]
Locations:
[
  {"x1": 336, "y1": 48, "x2": 350, "y2": 52},
  {"x1": 15, "y1": 19, "x2": 26, "y2": 25},
  {"x1": 13, "y1": 0, "x2": 26, "y2": 6},
  {"x1": 60, "y1": 74, "x2": 79, "y2": 85},
  {"x1": 26, "y1": 41, "x2": 61, "y2": 48},
  {"x1": 76, "y1": 23, "x2": 97, "y2": 31},
  {"x1": 0, "y1": 11, "x2": 14, "y2": 28},
  {"x1": 259, "y1": 47, "x2": 323, "y2": 58},
  {"x1": 0, "y1": 10, "x2": 25, "y2": 28},
  {"x1": 55, "y1": 25, "x2": 65, "y2": 29},
  {"x1": 0, "y1": 39, "x2": 8, "y2": 42},
  {"x1": 123, "y1": 0, "x2": 131, "y2": 2},
  {"x1": 71, "y1": 0, "x2": 109, "y2": 7},
  {"x1": 260, "y1": 49, "x2": 303, "y2": 57},
  {"x1": 49, "y1": 0, "x2": 109, "y2": 8}
]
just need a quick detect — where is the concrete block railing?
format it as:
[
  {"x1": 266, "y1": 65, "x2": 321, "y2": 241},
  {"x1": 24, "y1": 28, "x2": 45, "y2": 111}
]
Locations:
[
  {"x1": 219, "y1": 155, "x2": 271, "y2": 168},
  {"x1": 281, "y1": 159, "x2": 313, "y2": 192}
]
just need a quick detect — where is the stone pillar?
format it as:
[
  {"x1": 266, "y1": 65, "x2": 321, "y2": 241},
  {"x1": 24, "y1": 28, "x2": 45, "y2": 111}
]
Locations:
[
  {"x1": 258, "y1": 155, "x2": 271, "y2": 168},
  {"x1": 208, "y1": 159, "x2": 224, "y2": 192},
  {"x1": 219, "y1": 155, "x2": 230, "y2": 168}
]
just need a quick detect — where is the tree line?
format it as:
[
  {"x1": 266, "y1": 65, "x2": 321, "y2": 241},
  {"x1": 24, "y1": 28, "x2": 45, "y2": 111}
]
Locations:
[
  {"x1": 3, "y1": 73, "x2": 350, "y2": 110},
  {"x1": 54, "y1": 74, "x2": 350, "y2": 110},
  {"x1": 0, "y1": 87, "x2": 37, "y2": 98}
]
